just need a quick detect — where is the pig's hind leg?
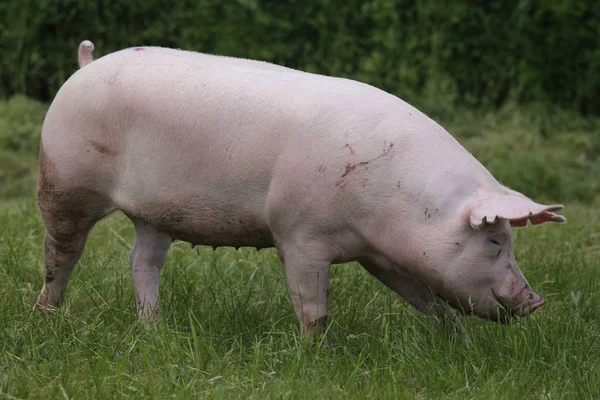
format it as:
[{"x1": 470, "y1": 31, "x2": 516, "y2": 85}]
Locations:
[
  {"x1": 35, "y1": 154, "x2": 115, "y2": 310},
  {"x1": 128, "y1": 219, "x2": 172, "y2": 319}
]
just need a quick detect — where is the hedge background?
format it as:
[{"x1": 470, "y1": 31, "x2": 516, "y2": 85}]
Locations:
[{"x1": 1, "y1": 0, "x2": 599, "y2": 115}]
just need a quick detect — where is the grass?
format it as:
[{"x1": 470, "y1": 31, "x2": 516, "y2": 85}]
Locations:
[
  {"x1": 0, "y1": 96, "x2": 599, "y2": 398},
  {"x1": 1, "y1": 197, "x2": 599, "y2": 399}
]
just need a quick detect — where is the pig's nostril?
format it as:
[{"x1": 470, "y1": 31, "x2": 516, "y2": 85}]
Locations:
[
  {"x1": 532, "y1": 296, "x2": 546, "y2": 309},
  {"x1": 519, "y1": 295, "x2": 546, "y2": 316}
]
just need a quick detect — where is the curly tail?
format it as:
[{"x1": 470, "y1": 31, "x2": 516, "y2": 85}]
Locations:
[{"x1": 78, "y1": 40, "x2": 95, "y2": 68}]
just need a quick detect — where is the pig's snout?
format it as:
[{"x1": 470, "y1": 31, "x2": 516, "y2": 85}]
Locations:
[
  {"x1": 494, "y1": 263, "x2": 547, "y2": 319},
  {"x1": 515, "y1": 291, "x2": 546, "y2": 317},
  {"x1": 490, "y1": 286, "x2": 546, "y2": 322}
]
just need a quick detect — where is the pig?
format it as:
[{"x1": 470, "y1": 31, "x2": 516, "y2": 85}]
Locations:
[{"x1": 35, "y1": 40, "x2": 565, "y2": 343}]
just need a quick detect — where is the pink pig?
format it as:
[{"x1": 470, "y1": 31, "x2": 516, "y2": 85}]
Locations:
[{"x1": 35, "y1": 40, "x2": 565, "y2": 343}]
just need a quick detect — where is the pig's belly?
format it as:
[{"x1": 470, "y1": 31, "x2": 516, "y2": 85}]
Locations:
[{"x1": 120, "y1": 197, "x2": 274, "y2": 249}]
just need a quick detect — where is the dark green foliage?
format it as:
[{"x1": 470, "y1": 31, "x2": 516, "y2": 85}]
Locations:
[
  {"x1": 1, "y1": 0, "x2": 598, "y2": 115},
  {"x1": 445, "y1": 104, "x2": 600, "y2": 203},
  {"x1": 0, "y1": 96, "x2": 47, "y2": 199}
]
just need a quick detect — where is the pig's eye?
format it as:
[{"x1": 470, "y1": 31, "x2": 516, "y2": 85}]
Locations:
[{"x1": 489, "y1": 235, "x2": 506, "y2": 247}]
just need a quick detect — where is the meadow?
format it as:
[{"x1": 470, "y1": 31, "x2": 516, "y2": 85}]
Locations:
[{"x1": 0, "y1": 95, "x2": 599, "y2": 399}]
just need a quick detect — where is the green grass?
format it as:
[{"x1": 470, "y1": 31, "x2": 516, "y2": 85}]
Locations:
[
  {"x1": 0, "y1": 96, "x2": 599, "y2": 398},
  {"x1": 1, "y1": 197, "x2": 599, "y2": 399}
]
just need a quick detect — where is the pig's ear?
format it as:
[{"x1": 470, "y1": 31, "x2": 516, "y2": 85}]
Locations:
[{"x1": 468, "y1": 188, "x2": 566, "y2": 229}]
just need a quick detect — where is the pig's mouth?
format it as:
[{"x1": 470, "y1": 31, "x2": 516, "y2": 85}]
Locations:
[
  {"x1": 490, "y1": 289, "x2": 546, "y2": 323},
  {"x1": 515, "y1": 294, "x2": 546, "y2": 317}
]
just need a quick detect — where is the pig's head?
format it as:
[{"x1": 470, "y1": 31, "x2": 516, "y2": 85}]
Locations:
[{"x1": 432, "y1": 188, "x2": 565, "y2": 323}]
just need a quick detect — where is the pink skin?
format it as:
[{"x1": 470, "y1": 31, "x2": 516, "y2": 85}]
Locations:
[
  {"x1": 35, "y1": 40, "x2": 566, "y2": 344},
  {"x1": 77, "y1": 40, "x2": 94, "y2": 68}
]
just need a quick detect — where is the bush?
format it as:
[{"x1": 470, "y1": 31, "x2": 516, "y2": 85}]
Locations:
[
  {"x1": 0, "y1": 0, "x2": 598, "y2": 115},
  {"x1": 448, "y1": 105, "x2": 600, "y2": 203}
]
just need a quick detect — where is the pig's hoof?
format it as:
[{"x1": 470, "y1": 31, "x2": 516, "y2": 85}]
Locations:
[
  {"x1": 300, "y1": 316, "x2": 330, "y2": 346},
  {"x1": 137, "y1": 305, "x2": 162, "y2": 325},
  {"x1": 303, "y1": 315, "x2": 328, "y2": 335},
  {"x1": 34, "y1": 300, "x2": 58, "y2": 314},
  {"x1": 34, "y1": 292, "x2": 59, "y2": 313}
]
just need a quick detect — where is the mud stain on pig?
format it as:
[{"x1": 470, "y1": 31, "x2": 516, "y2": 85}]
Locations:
[
  {"x1": 88, "y1": 122, "x2": 119, "y2": 157},
  {"x1": 37, "y1": 144, "x2": 114, "y2": 285},
  {"x1": 305, "y1": 315, "x2": 328, "y2": 334},
  {"x1": 133, "y1": 47, "x2": 145, "y2": 51},
  {"x1": 37, "y1": 154, "x2": 63, "y2": 209},
  {"x1": 38, "y1": 143, "x2": 111, "y2": 226},
  {"x1": 89, "y1": 139, "x2": 118, "y2": 156},
  {"x1": 344, "y1": 144, "x2": 356, "y2": 156},
  {"x1": 336, "y1": 142, "x2": 395, "y2": 186},
  {"x1": 341, "y1": 164, "x2": 355, "y2": 180},
  {"x1": 123, "y1": 202, "x2": 274, "y2": 250},
  {"x1": 341, "y1": 162, "x2": 367, "y2": 179}
]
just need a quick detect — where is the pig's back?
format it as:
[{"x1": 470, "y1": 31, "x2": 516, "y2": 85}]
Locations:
[
  {"x1": 80, "y1": 45, "x2": 398, "y2": 126},
  {"x1": 46, "y1": 46, "x2": 403, "y2": 198}
]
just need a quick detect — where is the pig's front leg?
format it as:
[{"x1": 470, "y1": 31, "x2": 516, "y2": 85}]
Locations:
[
  {"x1": 279, "y1": 243, "x2": 331, "y2": 336},
  {"x1": 427, "y1": 296, "x2": 471, "y2": 347},
  {"x1": 361, "y1": 261, "x2": 470, "y2": 346}
]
